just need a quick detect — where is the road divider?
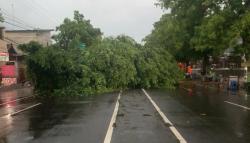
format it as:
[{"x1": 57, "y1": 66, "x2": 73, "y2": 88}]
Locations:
[
  {"x1": 103, "y1": 90, "x2": 122, "y2": 143},
  {"x1": 224, "y1": 101, "x2": 250, "y2": 111},
  {"x1": 142, "y1": 89, "x2": 187, "y2": 143}
]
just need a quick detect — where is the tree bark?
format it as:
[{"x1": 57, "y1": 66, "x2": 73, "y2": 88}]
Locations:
[{"x1": 202, "y1": 54, "x2": 209, "y2": 76}]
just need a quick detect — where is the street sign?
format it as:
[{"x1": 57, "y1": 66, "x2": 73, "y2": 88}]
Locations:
[{"x1": 80, "y1": 43, "x2": 86, "y2": 49}]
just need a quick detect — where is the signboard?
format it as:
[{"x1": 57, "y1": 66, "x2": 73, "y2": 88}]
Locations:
[
  {"x1": 0, "y1": 52, "x2": 9, "y2": 62},
  {"x1": 80, "y1": 43, "x2": 86, "y2": 49},
  {"x1": 1, "y1": 65, "x2": 16, "y2": 77}
]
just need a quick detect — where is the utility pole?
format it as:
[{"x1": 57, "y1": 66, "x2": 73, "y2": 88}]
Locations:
[{"x1": 11, "y1": 2, "x2": 14, "y2": 29}]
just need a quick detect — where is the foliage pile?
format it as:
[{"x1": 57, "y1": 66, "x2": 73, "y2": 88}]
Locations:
[{"x1": 20, "y1": 11, "x2": 182, "y2": 97}]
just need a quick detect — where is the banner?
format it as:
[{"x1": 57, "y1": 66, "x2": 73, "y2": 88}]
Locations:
[
  {"x1": 0, "y1": 52, "x2": 9, "y2": 62},
  {"x1": 1, "y1": 65, "x2": 16, "y2": 77}
]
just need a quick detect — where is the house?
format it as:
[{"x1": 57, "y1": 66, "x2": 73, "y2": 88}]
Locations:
[
  {"x1": 5, "y1": 29, "x2": 53, "y2": 46},
  {"x1": 0, "y1": 26, "x2": 8, "y2": 62},
  {"x1": 0, "y1": 27, "x2": 54, "y2": 86},
  {"x1": 210, "y1": 49, "x2": 247, "y2": 89},
  {"x1": 0, "y1": 40, "x2": 9, "y2": 64},
  {"x1": 0, "y1": 27, "x2": 17, "y2": 86}
]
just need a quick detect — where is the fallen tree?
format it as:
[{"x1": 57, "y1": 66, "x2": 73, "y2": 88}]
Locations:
[{"x1": 18, "y1": 11, "x2": 182, "y2": 97}]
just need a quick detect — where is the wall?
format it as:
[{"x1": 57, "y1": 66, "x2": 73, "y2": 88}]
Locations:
[
  {"x1": 0, "y1": 39, "x2": 9, "y2": 63},
  {"x1": 5, "y1": 30, "x2": 52, "y2": 46}
]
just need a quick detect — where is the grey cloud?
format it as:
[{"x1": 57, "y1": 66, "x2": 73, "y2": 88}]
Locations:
[{"x1": 0, "y1": 0, "x2": 163, "y2": 42}]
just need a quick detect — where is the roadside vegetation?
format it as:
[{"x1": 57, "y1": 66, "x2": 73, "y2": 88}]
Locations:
[
  {"x1": 19, "y1": 11, "x2": 182, "y2": 97},
  {"x1": 145, "y1": 0, "x2": 250, "y2": 73}
]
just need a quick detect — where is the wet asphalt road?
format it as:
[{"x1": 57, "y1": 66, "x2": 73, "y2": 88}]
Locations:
[
  {"x1": 0, "y1": 86, "x2": 250, "y2": 143},
  {"x1": 111, "y1": 90, "x2": 178, "y2": 143},
  {"x1": 0, "y1": 88, "x2": 118, "y2": 143}
]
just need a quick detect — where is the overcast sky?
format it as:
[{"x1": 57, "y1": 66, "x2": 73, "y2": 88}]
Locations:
[{"x1": 0, "y1": 0, "x2": 163, "y2": 42}]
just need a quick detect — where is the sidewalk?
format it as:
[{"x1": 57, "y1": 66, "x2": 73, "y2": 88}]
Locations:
[
  {"x1": 179, "y1": 80, "x2": 248, "y2": 96},
  {"x1": 0, "y1": 84, "x2": 32, "y2": 93}
]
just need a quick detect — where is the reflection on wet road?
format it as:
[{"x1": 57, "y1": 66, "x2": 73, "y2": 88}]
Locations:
[
  {"x1": 0, "y1": 86, "x2": 250, "y2": 143},
  {"x1": 0, "y1": 88, "x2": 118, "y2": 143},
  {"x1": 146, "y1": 86, "x2": 250, "y2": 143}
]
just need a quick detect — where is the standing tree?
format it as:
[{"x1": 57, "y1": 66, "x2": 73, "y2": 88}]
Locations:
[
  {"x1": 147, "y1": 0, "x2": 250, "y2": 74},
  {"x1": 191, "y1": 0, "x2": 250, "y2": 61},
  {"x1": 53, "y1": 11, "x2": 102, "y2": 49},
  {"x1": 146, "y1": 0, "x2": 209, "y2": 64}
]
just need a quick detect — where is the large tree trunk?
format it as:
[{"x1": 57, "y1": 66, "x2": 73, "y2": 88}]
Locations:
[{"x1": 202, "y1": 54, "x2": 209, "y2": 76}]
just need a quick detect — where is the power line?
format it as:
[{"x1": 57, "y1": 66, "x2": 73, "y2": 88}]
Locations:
[
  {"x1": 19, "y1": 0, "x2": 60, "y2": 25},
  {"x1": 12, "y1": 1, "x2": 50, "y2": 24},
  {"x1": 1, "y1": 1, "x2": 59, "y2": 30},
  {"x1": 0, "y1": 38, "x2": 19, "y2": 51},
  {"x1": 2, "y1": 15, "x2": 35, "y2": 29},
  {"x1": 4, "y1": 38, "x2": 20, "y2": 45},
  {"x1": 0, "y1": 8, "x2": 36, "y2": 29},
  {"x1": 4, "y1": 20, "x2": 32, "y2": 30},
  {"x1": 32, "y1": 0, "x2": 61, "y2": 23}
]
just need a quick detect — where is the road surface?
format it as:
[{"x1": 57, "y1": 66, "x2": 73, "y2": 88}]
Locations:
[{"x1": 0, "y1": 85, "x2": 250, "y2": 143}]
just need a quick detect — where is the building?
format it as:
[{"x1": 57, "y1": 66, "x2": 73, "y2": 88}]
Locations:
[
  {"x1": 0, "y1": 26, "x2": 17, "y2": 86},
  {"x1": 0, "y1": 40, "x2": 9, "y2": 63},
  {"x1": 0, "y1": 27, "x2": 53, "y2": 86},
  {"x1": 0, "y1": 26, "x2": 9, "y2": 66},
  {"x1": 5, "y1": 29, "x2": 53, "y2": 46}
]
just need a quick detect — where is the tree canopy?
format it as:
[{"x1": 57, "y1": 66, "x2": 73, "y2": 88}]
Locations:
[
  {"x1": 146, "y1": 0, "x2": 250, "y2": 62},
  {"x1": 53, "y1": 11, "x2": 102, "y2": 49}
]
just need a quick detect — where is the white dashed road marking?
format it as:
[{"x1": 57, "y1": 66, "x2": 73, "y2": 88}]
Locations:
[
  {"x1": 103, "y1": 91, "x2": 122, "y2": 143},
  {"x1": 142, "y1": 89, "x2": 187, "y2": 143},
  {"x1": 11, "y1": 103, "x2": 42, "y2": 116},
  {"x1": 224, "y1": 101, "x2": 250, "y2": 111}
]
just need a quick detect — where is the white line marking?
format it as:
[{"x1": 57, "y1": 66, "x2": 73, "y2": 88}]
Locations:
[
  {"x1": 0, "y1": 96, "x2": 33, "y2": 106},
  {"x1": 11, "y1": 103, "x2": 42, "y2": 116},
  {"x1": 103, "y1": 91, "x2": 122, "y2": 143},
  {"x1": 224, "y1": 101, "x2": 250, "y2": 110},
  {"x1": 142, "y1": 89, "x2": 187, "y2": 143}
]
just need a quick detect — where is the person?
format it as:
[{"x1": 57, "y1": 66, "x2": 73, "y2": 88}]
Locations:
[
  {"x1": 178, "y1": 62, "x2": 185, "y2": 72},
  {"x1": 187, "y1": 66, "x2": 192, "y2": 78}
]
